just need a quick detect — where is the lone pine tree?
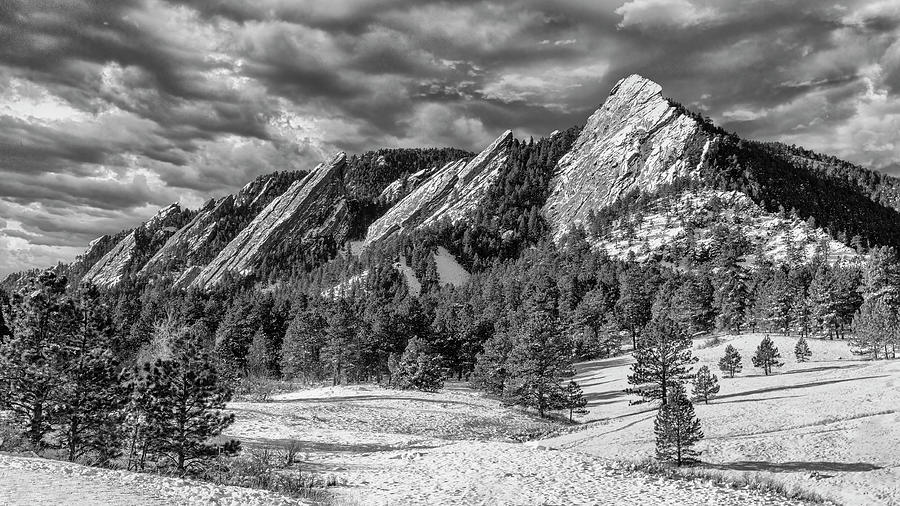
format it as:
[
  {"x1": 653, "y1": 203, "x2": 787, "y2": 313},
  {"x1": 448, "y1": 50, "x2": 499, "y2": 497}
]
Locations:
[
  {"x1": 562, "y1": 381, "x2": 588, "y2": 422},
  {"x1": 625, "y1": 316, "x2": 697, "y2": 405},
  {"x1": 718, "y1": 344, "x2": 743, "y2": 378},
  {"x1": 794, "y1": 336, "x2": 812, "y2": 363},
  {"x1": 654, "y1": 382, "x2": 703, "y2": 466},
  {"x1": 691, "y1": 365, "x2": 720, "y2": 404},
  {"x1": 752, "y1": 335, "x2": 784, "y2": 375}
]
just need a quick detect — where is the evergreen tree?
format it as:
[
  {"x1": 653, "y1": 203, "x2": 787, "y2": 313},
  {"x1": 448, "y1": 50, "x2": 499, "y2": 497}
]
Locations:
[
  {"x1": 392, "y1": 337, "x2": 444, "y2": 392},
  {"x1": 562, "y1": 380, "x2": 588, "y2": 422},
  {"x1": 134, "y1": 335, "x2": 239, "y2": 474},
  {"x1": 718, "y1": 344, "x2": 743, "y2": 378},
  {"x1": 503, "y1": 301, "x2": 574, "y2": 417},
  {"x1": 751, "y1": 335, "x2": 783, "y2": 375},
  {"x1": 654, "y1": 383, "x2": 703, "y2": 466},
  {"x1": 625, "y1": 317, "x2": 697, "y2": 405},
  {"x1": 0, "y1": 271, "x2": 76, "y2": 447},
  {"x1": 322, "y1": 300, "x2": 356, "y2": 385},
  {"x1": 245, "y1": 328, "x2": 270, "y2": 378},
  {"x1": 280, "y1": 308, "x2": 327, "y2": 381},
  {"x1": 691, "y1": 365, "x2": 719, "y2": 404},
  {"x1": 794, "y1": 336, "x2": 812, "y2": 363},
  {"x1": 470, "y1": 320, "x2": 515, "y2": 395},
  {"x1": 55, "y1": 288, "x2": 130, "y2": 464}
]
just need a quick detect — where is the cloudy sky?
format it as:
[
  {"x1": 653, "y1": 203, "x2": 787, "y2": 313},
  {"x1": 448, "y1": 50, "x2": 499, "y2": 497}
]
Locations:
[{"x1": 2, "y1": 0, "x2": 900, "y2": 277}]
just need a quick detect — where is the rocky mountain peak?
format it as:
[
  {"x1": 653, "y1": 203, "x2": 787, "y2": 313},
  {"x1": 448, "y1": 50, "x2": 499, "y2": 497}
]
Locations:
[{"x1": 543, "y1": 74, "x2": 714, "y2": 240}]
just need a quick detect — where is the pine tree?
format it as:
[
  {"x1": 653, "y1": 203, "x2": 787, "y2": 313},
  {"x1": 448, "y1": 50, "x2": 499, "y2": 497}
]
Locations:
[
  {"x1": 322, "y1": 300, "x2": 356, "y2": 385},
  {"x1": 562, "y1": 381, "x2": 588, "y2": 422},
  {"x1": 134, "y1": 335, "x2": 240, "y2": 474},
  {"x1": 0, "y1": 271, "x2": 76, "y2": 447},
  {"x1": 55, "y1": 287, "x2": 130, "y2": 464},
  {"x1": 392, "y1": 337, "x2": 444, "y2": 392},
  {"x1": 245, "y1": 328, "x2": 270, "y2": 378},
  {"x1": 691, "y1": 365, "x2": 720, "y2": 404},
  {"x1": 280, "y1": 308, "x2": 327, "y2": 381},
  {"x1": 751, "y1": 335, "x2": 783, "y2": 375},
  {"x1": 654, "y1": 383, "x2": 703, "y2": 466},
  {"x1": 625, "y1": 317, "x2": 697, "y2": 405},
  {"x1": 503, "y1": 302, "x2": 574, "y2": 417},
  {"x1": 794, "y1": 336, "x2": 812, "y2": 363},
  {"x1": 718, "y1": 344, "x2": 742, "y2": 378}
]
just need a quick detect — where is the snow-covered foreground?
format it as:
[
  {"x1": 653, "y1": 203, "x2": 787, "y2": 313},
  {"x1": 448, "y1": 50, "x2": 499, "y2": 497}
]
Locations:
[
  {"x1": 225, "y1": 382, "x2": 814, "y2": 505},
  {"x1": 0, "y1": 453, "x2": 308, "y2": 505},
  {"x1": 545, "y1": 333, "x2": 900, "y2": 506}
]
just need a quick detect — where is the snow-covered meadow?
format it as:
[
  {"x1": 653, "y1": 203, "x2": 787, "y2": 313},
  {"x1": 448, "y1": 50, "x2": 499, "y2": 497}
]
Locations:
[{"x1": 547, "y1": 334, "x2": 900, "y2": 505}]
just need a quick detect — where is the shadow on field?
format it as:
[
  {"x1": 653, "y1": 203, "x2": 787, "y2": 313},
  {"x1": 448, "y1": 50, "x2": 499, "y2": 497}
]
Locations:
[
  {"x1": 780, "y1": 364, "x2": 866, "y2": 375},
  {"x1": 584, "y1": 389, "x2": 626, "y2": 407},
  {"x1": 709, "y1": 460, "x2": 883, "y2": 473},
  {"x1": 575, "y1": 357, "x2": 632, "y2": 378},
  {"x1": 244, "y1": 438, "x2": 439, "y2": 454},
  {"x1": 716, "y1": 375, "x2": 890, "y2": 402},
  {"x1": 717, "y1": 394, "x2": 800, "y2": 405},
  {"x1": 274, "y1": 395, "x2": 485, "y2": 408}
]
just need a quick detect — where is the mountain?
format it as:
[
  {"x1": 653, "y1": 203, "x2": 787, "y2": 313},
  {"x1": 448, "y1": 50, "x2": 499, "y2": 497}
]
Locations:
[
  {"x1": 191, "y1": 152, "x2": 351, "y2": 290},
  {"x1": 364, "y1": 130, "x2": 514, "y2": 246},
  {"x1": 138, "y1": 170, "x2": 306, "y2": 282},
  {"x1": 23, "y1": 73, "x2": 900, "y2": 292},
  {"x1": 544, "y1": 74, "x2": 712, "y2": 239},
  {"x1": 80, "y1": 204, "x2": 194, "y2": 288}
]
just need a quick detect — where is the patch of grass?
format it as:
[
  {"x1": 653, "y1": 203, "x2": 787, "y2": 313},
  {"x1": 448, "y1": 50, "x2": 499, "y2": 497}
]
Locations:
[
  {"x1": 623, "y1": 458, "x2": 833, "y2": 504},
  {"x1": 233, "y1": 378, "x2": 308, "y2": 402},
  {"x1": 198, "y1": 445, "x2": 348, "y2": 505}
]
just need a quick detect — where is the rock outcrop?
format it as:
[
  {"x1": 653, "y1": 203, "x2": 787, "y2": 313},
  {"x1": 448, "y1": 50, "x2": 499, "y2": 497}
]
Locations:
[
  {"x1": 81, "y1": 204, "x2": 187, "y2": 288},
  {"x1": 191, "y1": 153, "x2": 350, "y2": 289},
  {"x1": 543, "y1": 74, "x2": 715, "y2": 239},
  {"x1": 364, "y1": 130, "x2": 513, "y2": 246},
  {"x1": 140, "y1": 172, "x2": 301, "y2": 278}
]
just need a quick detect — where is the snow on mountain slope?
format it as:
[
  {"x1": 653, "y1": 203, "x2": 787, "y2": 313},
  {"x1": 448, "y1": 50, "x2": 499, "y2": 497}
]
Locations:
[
  {"x1": 364, "y1": 131, "x2": 513, "y2": 246},
  {"x1": 81, "y1": 204, "x2": 186, "y2": 288},
  {"x1": 434, "y1": 246, "x2": 470, "y2": 286},
  {"x1": 595, "y1": 189, "x2": 859, "y2": 263},
  {"x1": 192, "y1": 153, "x2": 349, "y2": 289},
  {"x1": 544, "y1": 74, "x2": 715, "y2": 240}
]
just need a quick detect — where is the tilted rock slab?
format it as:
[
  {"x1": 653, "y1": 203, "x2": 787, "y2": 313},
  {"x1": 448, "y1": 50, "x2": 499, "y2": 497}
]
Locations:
[
  {"x1": 81, "y1": 204, "x2": 184, "y2": 289},
  {"x1": 191, "y1": 153, "x2": 349, "y2": 289},
  {"x1": 543, "y1": 74, "x2": 715, "y2": 239},
  {"x1": 140, "y1": 174, "x2": 294, "y2": 277},
  {"x1": 364, "y1": 130, "x2": 513, "y2": 246}
]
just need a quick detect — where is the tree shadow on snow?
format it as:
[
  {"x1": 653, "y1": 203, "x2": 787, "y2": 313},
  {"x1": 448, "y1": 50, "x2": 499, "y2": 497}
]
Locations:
[
  {"x1": 708, "y1": 460, "x2": 883, "y2": 473},
  {"x1": 715, "y1": 375, "x2": 890, "y2": 402},
  {"x1": 575, "y1": 356, "x2": 632, "y2": 377},
  {"x1": 779, "y1": 363, "x2": 867, "y2": 375}
]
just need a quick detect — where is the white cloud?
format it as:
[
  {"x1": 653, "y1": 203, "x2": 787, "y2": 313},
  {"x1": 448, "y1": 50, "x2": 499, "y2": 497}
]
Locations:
[{"x1": 615, "y1": 0, "x2": 717, "y2": 30}]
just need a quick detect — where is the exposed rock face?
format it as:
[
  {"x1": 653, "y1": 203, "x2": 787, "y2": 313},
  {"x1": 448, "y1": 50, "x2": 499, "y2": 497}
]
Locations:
[
  {"x1": 192, "y1": 153, "x2": 349, "y2": 289},
  {"x1": 543, "y1": 74, "x2": 715, "y2": 239},
  {"x1": 364, "y1": 130, "x2": 513, "y2": 246},
  {"x1": 140, "y1": 173, "x2": 299, "y2": 277},
  {"x1": 82, "y1": 204, "x2": 186, "y2": 288}
]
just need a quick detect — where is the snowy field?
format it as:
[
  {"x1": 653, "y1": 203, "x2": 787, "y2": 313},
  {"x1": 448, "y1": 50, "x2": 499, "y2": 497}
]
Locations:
[
  {"x1": 224, "y1": 379, "x2": 816, "y2": 504},
  {"x1": 545, "y1": 333, "x2": 900, "y2": 506},
  {"x1": 0, "y1": 453, "x2": 309, "y2": 505}
]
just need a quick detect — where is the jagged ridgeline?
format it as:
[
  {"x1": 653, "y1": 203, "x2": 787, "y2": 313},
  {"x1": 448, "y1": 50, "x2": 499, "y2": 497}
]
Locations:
[{"x1": 12, "y1": 74, "x2": 900, "y2": 293}]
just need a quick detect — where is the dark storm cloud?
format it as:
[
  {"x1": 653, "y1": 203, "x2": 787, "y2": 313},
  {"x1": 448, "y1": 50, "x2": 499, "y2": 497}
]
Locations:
[{"x1": 3, "y1": 0, "x2": 900, "y2": 277}]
